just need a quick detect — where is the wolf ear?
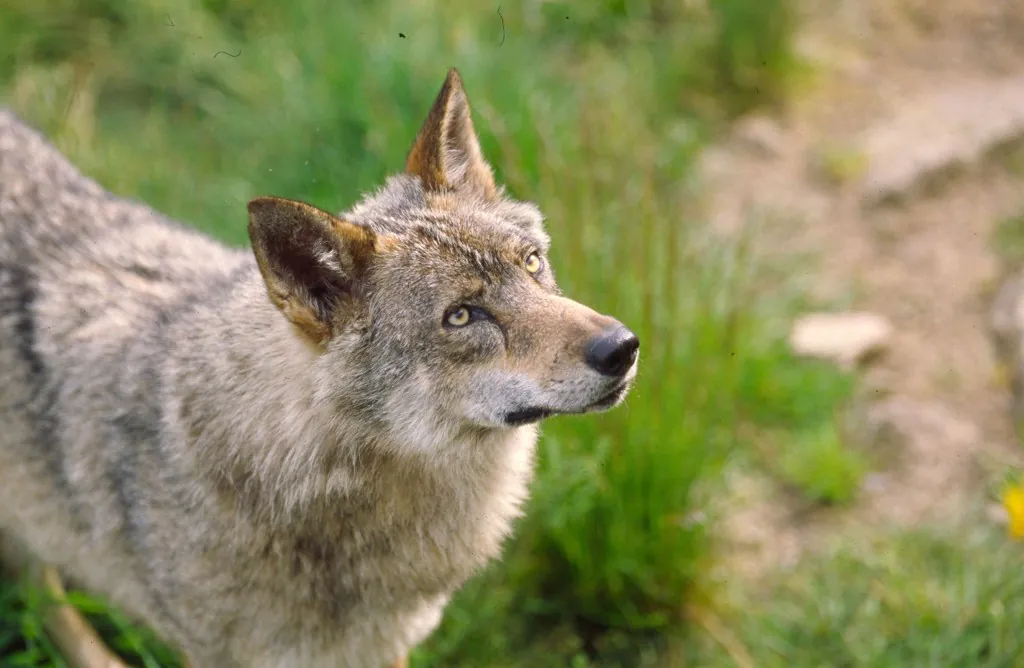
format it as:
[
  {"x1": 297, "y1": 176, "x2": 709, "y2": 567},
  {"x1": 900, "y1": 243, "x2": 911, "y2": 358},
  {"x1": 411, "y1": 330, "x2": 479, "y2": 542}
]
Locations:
[
  {"x1": 247, "y1": 196, "x2": 376, "y2": 345},
  {"x1": 405, "y1": 68, "x2": 498, "y2": 200}
]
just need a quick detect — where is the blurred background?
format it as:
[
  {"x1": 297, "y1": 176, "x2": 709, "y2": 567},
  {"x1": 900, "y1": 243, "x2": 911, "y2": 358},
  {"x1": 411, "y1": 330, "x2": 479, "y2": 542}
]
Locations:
[{"x1": 4, "y1": 0, "x2": 1024, "y2": 665}]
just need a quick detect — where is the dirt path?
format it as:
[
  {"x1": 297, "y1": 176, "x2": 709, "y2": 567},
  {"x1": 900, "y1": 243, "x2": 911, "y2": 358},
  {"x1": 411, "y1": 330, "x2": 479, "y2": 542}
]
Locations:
[{"x1": 700, "y1": 0, "x2": 1024, "y2": 577}]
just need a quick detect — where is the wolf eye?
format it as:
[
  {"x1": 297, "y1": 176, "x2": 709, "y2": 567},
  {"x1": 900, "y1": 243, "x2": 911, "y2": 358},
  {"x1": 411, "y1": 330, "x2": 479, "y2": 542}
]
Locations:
[
  {"x1": 524, "y1": 252, "x2": 543, "y2": 274},
  {"x1": 446, "y1": 306, "x2": 472, "y2": 327}
]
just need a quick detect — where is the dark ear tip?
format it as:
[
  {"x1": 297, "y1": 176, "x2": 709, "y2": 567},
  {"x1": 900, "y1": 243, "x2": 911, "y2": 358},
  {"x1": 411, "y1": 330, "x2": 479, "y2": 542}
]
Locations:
[
  {"x1": 248, "y1": 196, "x2": 295, "y2": 218},
  {"x1": 247, "y1": 197, "x2": 272, "y2": 216},
  {"x1": 445, "y1": 67, "x2": 464, "y2": 89}
]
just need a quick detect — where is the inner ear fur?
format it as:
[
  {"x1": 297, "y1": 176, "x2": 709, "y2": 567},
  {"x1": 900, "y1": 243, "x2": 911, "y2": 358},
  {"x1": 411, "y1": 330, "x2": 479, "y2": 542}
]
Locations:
[{"x1": 247, "y1": 196, "x2": 376, "y2": 345}]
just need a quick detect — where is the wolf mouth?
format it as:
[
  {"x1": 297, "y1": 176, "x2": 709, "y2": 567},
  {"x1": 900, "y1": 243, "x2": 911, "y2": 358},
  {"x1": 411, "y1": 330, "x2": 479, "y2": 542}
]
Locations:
[
  {"x1": 502, "y1": 382, "x2": 629, "y2": 427},
  {"x1": 589, "y1": 381, "x2": 629, "y2": 410},
  {"x1": 503, "y1": 407, "x2": 553, "y2": 426}
]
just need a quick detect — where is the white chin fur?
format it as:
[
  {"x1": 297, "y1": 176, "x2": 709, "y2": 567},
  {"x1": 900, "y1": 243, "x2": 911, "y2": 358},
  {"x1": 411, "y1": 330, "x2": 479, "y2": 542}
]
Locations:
[{"x1": 461, "y1": 356, "x2": 640, "y2": 428}]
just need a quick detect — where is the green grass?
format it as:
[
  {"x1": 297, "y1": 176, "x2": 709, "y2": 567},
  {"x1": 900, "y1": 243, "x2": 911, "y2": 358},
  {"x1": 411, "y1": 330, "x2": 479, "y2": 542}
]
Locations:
[
  {"x1": 775, "y1": 420, "x2": 868, "y2": 505},
  {"x1": 734, "y1": 335, "x2": 866, "y2": 504},
  {"x1": 0, "y1": 0, "x2": 890, "y2": 666},
  {"x1": 0, "y1": 577, "x2": 182, "y2": 668},
  {"x1": 686, "y1": 523, "x2": 1024, "y2": 667},
  {"x1": 994, "y1": 212, "x2": 1024, "y2": 267}
]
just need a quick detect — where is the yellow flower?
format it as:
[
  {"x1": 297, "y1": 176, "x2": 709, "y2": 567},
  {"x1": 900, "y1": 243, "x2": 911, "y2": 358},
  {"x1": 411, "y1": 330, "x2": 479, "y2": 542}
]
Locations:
[{"x1": 1004, "y1": 483, "x2": 1024, "y2": 540}]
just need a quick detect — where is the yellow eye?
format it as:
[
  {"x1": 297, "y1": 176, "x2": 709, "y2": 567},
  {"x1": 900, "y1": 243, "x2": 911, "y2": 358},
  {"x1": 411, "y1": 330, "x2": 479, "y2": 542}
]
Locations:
[
  {"x1": 524, "y1": 252, "x2": 543, "y2": 274},
  {"x1": 446, "y1": 306, "x2": 471, "y2": 327}
]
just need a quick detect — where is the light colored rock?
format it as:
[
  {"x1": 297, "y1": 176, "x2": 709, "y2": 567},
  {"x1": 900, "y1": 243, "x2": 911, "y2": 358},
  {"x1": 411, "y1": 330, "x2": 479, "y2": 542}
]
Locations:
[
  {"x1": 859, "y1": 472, "x2": 890, "y2": 495},
  {"x1": 732, "y1": 115, "x2": 787, "y2": 158},
  {"x1": 986, "y1": 502, "x2": 1010, "y2": 526},
  {"x1": 789, "y1": 311, "x2": 893, "y2": 368},
  {"x1": 857, "y1": 76, "x2": 1024, "y2": 205}
]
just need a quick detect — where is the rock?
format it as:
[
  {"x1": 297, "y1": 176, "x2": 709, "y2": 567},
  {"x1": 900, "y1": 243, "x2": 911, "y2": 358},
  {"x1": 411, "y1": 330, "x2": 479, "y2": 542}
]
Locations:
[
  {"x1": 986, "y1": 502, "x2": 1010, "y2": 526},
  {"x1": 859, "y1": 472, "x2": 890, "y2": 495},
  {"x1": 857, "y1": 76, "x2": 1024, "y2": 205},
  {"x1": 789, "y1": 311, "x2": 893, "y2": 369},
  {"x1": 732, "y1": 115, "x2": 787, "y2": 158}
]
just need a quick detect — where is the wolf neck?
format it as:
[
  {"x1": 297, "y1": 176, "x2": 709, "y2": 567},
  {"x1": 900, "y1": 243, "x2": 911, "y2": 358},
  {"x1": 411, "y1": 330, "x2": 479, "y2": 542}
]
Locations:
[{"x1": 170, "y1": 270, "x2": 537, "y2": 536}]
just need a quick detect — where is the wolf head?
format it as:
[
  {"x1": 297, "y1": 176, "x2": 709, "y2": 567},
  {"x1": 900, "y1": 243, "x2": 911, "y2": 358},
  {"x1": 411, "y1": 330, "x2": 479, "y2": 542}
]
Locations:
[{"x1": 247, "y1": 69, "x2": 638, "y2": 451}]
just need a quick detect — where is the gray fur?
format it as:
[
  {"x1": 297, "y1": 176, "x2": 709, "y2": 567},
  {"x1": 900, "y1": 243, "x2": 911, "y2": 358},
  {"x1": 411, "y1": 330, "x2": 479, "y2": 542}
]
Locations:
[{"x1": 0, "y1": 69, "x2": 637, "y2": 667}]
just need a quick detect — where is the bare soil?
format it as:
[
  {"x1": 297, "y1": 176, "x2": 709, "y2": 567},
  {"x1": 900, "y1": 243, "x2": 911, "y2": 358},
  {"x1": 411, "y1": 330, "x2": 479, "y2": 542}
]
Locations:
[{"x1": 701, "y1": 0, "x2": 1024, "y2": 579}]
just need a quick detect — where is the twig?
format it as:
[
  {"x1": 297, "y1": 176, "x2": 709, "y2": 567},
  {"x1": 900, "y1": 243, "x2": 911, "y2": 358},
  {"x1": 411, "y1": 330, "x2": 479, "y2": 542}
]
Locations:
[{"x1": 37, "y1": 565, "x2": 130, "y2": 668}]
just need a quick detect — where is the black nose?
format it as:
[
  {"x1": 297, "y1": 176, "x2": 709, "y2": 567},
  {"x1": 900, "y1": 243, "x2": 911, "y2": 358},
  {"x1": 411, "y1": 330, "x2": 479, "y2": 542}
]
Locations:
[{"x1": 584, "y1": 325, "x2": 639, "y2": 377}]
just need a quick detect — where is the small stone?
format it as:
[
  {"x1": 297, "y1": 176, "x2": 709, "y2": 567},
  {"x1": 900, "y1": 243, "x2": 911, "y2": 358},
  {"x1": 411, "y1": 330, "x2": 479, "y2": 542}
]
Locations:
[
  {"x1": 789, "y1": 311, "x2": 894, "y2": 369},
  {"x1": 732, "y1": 115, "x2": 787, "y2": 158},
  {"x1": 860, "y1": 472, "x2": 889, "y2": 495},
  {"x1": 986, "y1": 502, "x2": 1010, "y2": 526}
]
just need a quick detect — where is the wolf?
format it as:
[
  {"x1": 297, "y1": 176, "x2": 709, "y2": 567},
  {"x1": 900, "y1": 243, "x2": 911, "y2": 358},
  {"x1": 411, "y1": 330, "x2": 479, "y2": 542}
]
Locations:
[{"x1": 0, "y1": 68, "x2": 639, "y2": 667}]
